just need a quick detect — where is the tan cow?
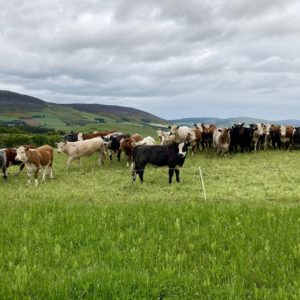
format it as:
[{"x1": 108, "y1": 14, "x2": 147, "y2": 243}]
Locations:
[
  {"x1": 56, "y1": 137, "x2": 105, "y2": 168},
  {"x1": 16, "y1": 145, "x2": 54, "y2": 186}
]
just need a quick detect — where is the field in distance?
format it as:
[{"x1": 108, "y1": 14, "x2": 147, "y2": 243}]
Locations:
[{"x1": 1, "y1": 149, "x2": 300, "y2": 298}]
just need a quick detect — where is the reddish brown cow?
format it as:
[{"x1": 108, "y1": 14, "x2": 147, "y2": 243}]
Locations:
[
  {"x1": 120, "y1": 134, "x2": 143, "y2": 166},
  {"x1": 197, "y1": 124, "x2": 216, "y2": 149},
  {"x1": 3, "y1": 145, "x2": 36, "y2": 176},
  {"x1": 192, "y1": 127, "x2": 202, "y2": 153},
  {"x1": 78, "y1": 130, "x2": 117, "y2": 141},
  {"x1": 16, "y1": 145, "x2": 54, "y2": 186}
]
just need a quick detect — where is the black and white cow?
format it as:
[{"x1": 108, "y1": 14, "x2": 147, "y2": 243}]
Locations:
[
  {"x1": 0, "y1": 150, "x2": 7, "y2": 180},
  {"x1": 131, "y1": 142, "x2": 189, "y2": 184},
  {"x1": 103, "y1": 133, "x2": 130, "y2": 161}
]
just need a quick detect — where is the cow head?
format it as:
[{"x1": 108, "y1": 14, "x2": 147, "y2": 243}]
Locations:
[
  {"x1": 77, "y1": 133, "x2": 84, "y2": 141},
  {"x1": 280, "y1": 125, "x2": 287, "y2": 137},
  {"x1": 15, "y1": 146, "x2": 28, "y2": 162},
  {"x1": 177, "y1": 142, "x2": 189, "y2": 158},
  {"x1": 56, "y1": 141, "x2": 67, "y2": 153}
]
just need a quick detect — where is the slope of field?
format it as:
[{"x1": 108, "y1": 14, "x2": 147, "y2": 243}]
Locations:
[
  {"x1": 1, "y1": 150, "x2": 300, "y2": 298},
  {"x1": 0, "y1": 90, "x2": 168, "y2": 131}
]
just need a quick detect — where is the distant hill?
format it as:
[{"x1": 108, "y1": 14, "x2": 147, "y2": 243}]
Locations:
[
  {"x1": 62, "y1": 103, "x2": 166, "y2": 124},
  {"x1": 0, "y1": 90, "x2": 168, "y2": 130},
  {"x1": 169, "y1": 117, "x2": 300, "y2": 127}
]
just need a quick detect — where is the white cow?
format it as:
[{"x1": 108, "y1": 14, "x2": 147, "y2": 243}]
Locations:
[
  {"x1": 56, "y1": 137, "x2": 105, "y2": 168},
  {"x1": 134, "y1": 136, "x2": 156, "y2": 146},
  {"x1": 250, "y1": 123, "x2": 264, "y2": 152}
]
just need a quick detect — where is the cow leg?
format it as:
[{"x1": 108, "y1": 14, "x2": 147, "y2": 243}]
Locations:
[
  {"x1": 168, "y1": 168, "x2": 174, "y2": 184},
  {"x1": 34, "y1": 168, "x2": 39, "y2": 186},
  {"x1": 48, "y1": 166, "x2": 54, "y2": 179},
  {"x1": 16, "y1": 163, "x2": 25, "y2": 176},
  {"x1": 175, "y1": 168, "x2": 180, "y2": 183},
  {"x1": 67, "y1": 157, "x2": 74, "y2": 168},
  {"x1": 138, "y1": 170, "x2": 144, "y2": 183},
  {"x1": 2, "y1": 167, "x2": 7, "y2": 180},
  {"x1": 98, "y1": 150, "x2": 104, "y2": 166},
  {"x1": 42, "y1": 167, "x2": 47, "y2": 182},
  {"x1": 117, "y1": 150, "x2": 121, "y2": 162},
  {"x1": 109, "y1": 150, "x2": 113, "y2": 161}
]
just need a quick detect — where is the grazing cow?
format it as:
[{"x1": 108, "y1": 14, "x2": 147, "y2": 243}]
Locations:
[
  {"x1": 134, "y1": 136, "x2": 156, "y2": 146},
  {"x1": 269, "y1": 125, "x2": 281, "y2": 150},
  {"x1": 56, "y1": 137, "x2": 105, "y2": 168},
  {"x1": 293, "y1": 127, "x2": 300, "y2": 149},
  {"x1": 249, "y1": 123, "x2": 264, "y2": 152},
  {"x1": 78, "y1": 130, "x2": 117, "y2": 141},
  {"x1": 120, "y1": 134, "x2": 143, "y2": 166},
  {"x1": 132, "y1": 142, "x2": 189, "y2": 184},
  {"x1": 103, "y1": 133, "x2": 130, "y2": 161},
  {"x1": 64, "y1": 131, "x2": 78, "y2": 142},
  {"x1": 16, "y1": 145, "x2": 54, "y2": 186},
  {"x1": 0, "y1": 150, "x2": 7, "y2": 180},
  {"x1": 280, "y1": 125, "x2": 295, "y2": 150}
]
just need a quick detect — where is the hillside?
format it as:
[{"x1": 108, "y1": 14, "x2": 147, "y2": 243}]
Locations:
[{"x1": 0, "y1": 90, "x2": 167, "y2": 132}]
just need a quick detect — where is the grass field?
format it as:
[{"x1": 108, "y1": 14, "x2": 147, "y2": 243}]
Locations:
[{"x1": 1, "y1": 149, "x2": 300, "y2": 298}]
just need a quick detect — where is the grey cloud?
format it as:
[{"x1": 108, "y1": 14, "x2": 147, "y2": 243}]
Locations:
[{"x1": 0, "y1": 0, "x2": 300, "y2": 120}]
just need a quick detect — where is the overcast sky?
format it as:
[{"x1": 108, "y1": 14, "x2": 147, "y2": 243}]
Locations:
[{"x1": 1, "y1": 0, "x2": 300, "y2": 120}]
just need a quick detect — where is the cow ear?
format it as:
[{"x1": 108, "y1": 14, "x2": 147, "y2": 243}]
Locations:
[
  {"x1": 242, "y1": 123, "x2": 245, "y2": 126},
  {"x1": 176, "y1": 125, "x2": 179, "y2": 129},
  {"x1": 25, "y1": 146, "x2": 30, "y2": 151},
  {"x1": 168, "y1": 125, "x2": 171, "y2": 129}
]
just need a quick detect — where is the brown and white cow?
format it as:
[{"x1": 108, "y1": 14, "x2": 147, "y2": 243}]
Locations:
[
  {"x1": 280, "y1": 125, "x2": 295, "y2": 149},
  {"x1": 2, "y1": 145, "x2": 36, "y2": 176},
  {"x1": 78, "y1": 130, "x2": 117, "y2": 141},
  {"x1": 119, "y1": 134, "x2": 143, "y2": 166},
  {"x1": 249, "y1": 123, "x2": 264, "y2": 152},
  {"x1": 16, "y1": 145, "x2": 54, "y2": 186},
  {"x1": 213, "y1": 128, "x2": 231, "y2": 155}
]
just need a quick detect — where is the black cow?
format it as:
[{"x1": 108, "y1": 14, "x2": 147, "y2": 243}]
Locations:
[
  {"x1": 132, "y1": 142, "x2": 189, "y2": 184},
  {"x1": 103, "y1": 133, "x2": 130, "y2": 161},
  {"x1": 230, "y1": 123, "x2": 253, "y2": 153},
  {"x1": 63, "y1": 131, "x2": 78, "y2": 142},
  {"x1": 293, "y1": 127, "x2": 300, "y2": 149},
  {"x1": 0, "y1": 150, "x2": 7, "y2": 180}
]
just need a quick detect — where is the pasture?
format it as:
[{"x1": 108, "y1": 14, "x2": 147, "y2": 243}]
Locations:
[{"x1": 1, "y1": 149, "x2": 300, "y2": 298}]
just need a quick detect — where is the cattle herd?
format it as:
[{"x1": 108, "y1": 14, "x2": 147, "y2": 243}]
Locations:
[{"x1": 1, "y1": 122, "x2": 300, "y2": 186}]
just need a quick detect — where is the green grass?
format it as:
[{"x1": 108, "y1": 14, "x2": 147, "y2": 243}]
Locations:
[{"x1": 1, "y1": 150, "x2": 300, "y2": 298}]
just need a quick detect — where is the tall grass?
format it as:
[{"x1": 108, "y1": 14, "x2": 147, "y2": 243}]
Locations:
[{"x1": 1, "y1": 149, "x2": 300, "y2": 298}]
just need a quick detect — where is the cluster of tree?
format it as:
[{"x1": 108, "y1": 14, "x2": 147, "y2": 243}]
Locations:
[
  {"x1": 0, "y1": 133, "x2": 62, "y2": 148},
  {"x1": 0, "y1": 124, "x2": 65, "y2": 135}
]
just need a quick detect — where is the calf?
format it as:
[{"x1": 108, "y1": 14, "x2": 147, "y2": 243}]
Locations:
[
  {"x1": 16, "y1": 145, "x2": 54, "y2": 186},
  {"x1": 269, "y1": 125, "x2": 281, "y2": 150},
  {"x1": 213, "y1": 128, "x2": 231, "y2": 155},
  {"x1": 249, "y1": 123, "x2": 264, "y2": 152},
  {"x1": 56, "y1": 137, "x2": 105, "y2": 168},
  {"x1": 195, "y1": 124, "x2": 216, "y2": 149},
  {"x1": 169, "y1": 125, "x2": 197, "y2": 154},
  {"x1": 103, "y1": 133, "x2": 130, "y2": 161},
  {"x1": 120, "y1": 134, "x2": 143, "y2": 166},
  {"x1": 132, "y1": 142, "x2": 189, "y2": 184},
  {"x1": 280, "y1": 125, "x2": 295, "y2": 150},
  {"x1": 157, "y1": 130, "x2": 175, "y2": 145},
  {"x1": 0, "y1": 150, "x2": 7, "y2": 180}
]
